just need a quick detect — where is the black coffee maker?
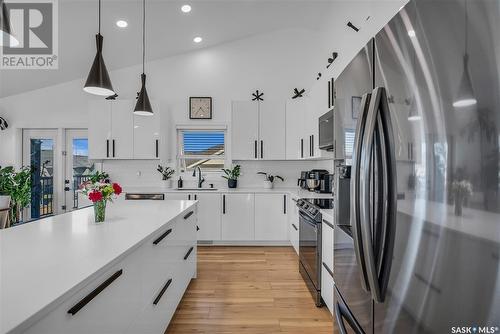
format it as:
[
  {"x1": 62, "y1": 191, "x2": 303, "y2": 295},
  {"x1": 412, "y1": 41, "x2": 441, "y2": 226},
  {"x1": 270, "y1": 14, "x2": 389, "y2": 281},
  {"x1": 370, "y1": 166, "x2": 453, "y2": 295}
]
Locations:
[{"x1": 305, "y1": 169, "x2": 329, "y2": 192}]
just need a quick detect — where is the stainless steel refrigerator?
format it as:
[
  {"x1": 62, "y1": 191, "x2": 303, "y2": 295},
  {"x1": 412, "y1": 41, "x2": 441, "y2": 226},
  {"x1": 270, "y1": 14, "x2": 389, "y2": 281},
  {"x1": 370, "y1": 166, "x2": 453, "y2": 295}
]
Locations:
[{"x1": 333, "y1": 0, "x2": 500, "y2": 333}]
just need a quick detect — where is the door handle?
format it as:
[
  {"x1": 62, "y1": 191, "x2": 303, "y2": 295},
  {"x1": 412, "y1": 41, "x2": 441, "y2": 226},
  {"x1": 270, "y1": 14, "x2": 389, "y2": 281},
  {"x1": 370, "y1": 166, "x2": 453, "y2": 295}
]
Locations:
[
  {"x1": 300, "y1": 139, "x2": 304, "y2": 158},
  {"x1": 350, "y1": 92, "x2": 372, "y2": 293},
  {"x1": 155, "y1": 139, "x2": 159, "y2": 158},
  {"x1": 254, "y1": 140, "x2": 258, "y2": 159},
  {"x1": 222, "y1": 195, "x2": 226, "y2": 214},
  {"x1": 183, "y1": 246, "x2": 194, "y2": 260},
  {"x1": 283, "y1": 195, "x2": 287, "y2": 214},
  {"x1": 311, "y1": 135, "x2": 314, "y2": 157},
  {"x1": 334, "y1": 293, "x2": 365, "y2": 334},
  {"x1": 112, "y1": 139, "x2": 115, "y2": 158},
  {"x1": 260, "y1": 140, "x2": 263, "y2": 159},
  {"x1": 153, "y1": 228, "x2": 173, "y2": 245},
  {"x1": 183, "y1": 211, "x2": 194, "y2": 220},
  {"x1": 292, "y1": 223, "x2": 298, "y2": 231},
  {"x1": 153, "y1": 278, "x2": 172, "y2": 305},
  {"x1": 106, "y1": 139, "x2": 109, "y2": 158}
]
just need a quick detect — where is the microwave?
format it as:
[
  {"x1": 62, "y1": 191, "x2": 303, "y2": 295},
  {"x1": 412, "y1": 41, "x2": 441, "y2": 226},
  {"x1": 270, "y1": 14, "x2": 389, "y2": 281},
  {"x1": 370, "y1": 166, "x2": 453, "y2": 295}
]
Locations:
[{"x1": 318, "y1": 109, "x2": 334, "y2": 151}]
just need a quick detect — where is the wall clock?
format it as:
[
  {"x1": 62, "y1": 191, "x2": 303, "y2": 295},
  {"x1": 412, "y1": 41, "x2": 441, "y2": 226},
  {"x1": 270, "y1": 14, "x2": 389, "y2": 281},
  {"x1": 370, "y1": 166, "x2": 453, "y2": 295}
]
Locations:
[{"x1": 189, "y1": 97, "x2": 212, "y2": 119}]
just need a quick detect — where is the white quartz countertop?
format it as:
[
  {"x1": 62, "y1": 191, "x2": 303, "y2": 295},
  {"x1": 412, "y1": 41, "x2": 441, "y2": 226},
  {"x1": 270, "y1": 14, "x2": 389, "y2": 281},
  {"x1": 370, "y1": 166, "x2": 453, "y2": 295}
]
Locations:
[
  {"x1": 0, "y1": 200, "x2": 197, "y2": 334},
  {"x1": 397, "y1": 198, "x2": 500, "y2": 244}
]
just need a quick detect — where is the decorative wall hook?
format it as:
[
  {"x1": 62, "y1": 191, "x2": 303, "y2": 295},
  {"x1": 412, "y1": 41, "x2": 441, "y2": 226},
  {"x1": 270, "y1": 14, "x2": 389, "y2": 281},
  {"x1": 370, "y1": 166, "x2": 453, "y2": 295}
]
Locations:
[
  {"x1": 252, "y1": 90, "x2": 264, "y2": 101},
  {"x1": 347, "y1": 21, "x2": 359, "y2": 32},
  {"x1": 316, "y1": 72, "x2": 322, "y2": 80},
  {"x1": 105, "y1": 93, "x2": 118, "y2": 100},
  {"x1": 292, "y1": 88, "x2": 305, "y2": 99},
  {"x1": 0, "y1": 117, "x2": 8, "y2": 130},
  {"x1": 326, "y1": 52, "x2": 338, "y2": 69}
]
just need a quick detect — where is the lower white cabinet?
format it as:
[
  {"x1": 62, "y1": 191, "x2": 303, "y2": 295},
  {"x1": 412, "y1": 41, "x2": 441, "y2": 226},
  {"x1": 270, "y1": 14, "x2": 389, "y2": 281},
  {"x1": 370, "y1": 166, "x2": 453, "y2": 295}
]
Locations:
[
  {"x1": 221, "y1": 193, "x2": 255, "y2": 240},
  {"x1": 289, "y1": 198, "x2": 299, "y2": 255},
  {"x1": 193, "y1": 193, "x2": 221, "y2": 241},
  {"x1": 321, "y1": 263, "x2": 334, "y2": 316},
  {"x1": 322, "y1": 218, "x2": 334, "y2": 272},
  {"x1": 254, "y1": 194, "x2": 288, "y2": 241},
  {"x1": 23, "y1": 209, "x2": 197, "y2": 334}
]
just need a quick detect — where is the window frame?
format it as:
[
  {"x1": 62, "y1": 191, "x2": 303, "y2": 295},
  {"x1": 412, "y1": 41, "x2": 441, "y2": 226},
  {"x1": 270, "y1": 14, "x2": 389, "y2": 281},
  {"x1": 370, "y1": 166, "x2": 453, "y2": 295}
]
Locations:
[{"x1": 176, "y1": 125, "x2": 228, "y2": 174}]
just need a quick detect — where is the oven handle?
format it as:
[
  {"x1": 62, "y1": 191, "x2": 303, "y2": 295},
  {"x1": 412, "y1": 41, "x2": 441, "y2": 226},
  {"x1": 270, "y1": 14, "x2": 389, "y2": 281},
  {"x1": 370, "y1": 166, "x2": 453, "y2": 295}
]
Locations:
[
  {"x1": 351, "y1": 92, "x2": 372, "y2": 293},
  {"x1": 299, "y1": 211, "x2": 318, "y2": 228}
]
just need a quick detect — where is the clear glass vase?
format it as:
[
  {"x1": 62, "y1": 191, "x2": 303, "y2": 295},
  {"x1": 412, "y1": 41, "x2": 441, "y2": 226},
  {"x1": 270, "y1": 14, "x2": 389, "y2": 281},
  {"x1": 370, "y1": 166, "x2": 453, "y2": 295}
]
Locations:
[{"x1": 93, "y1": 200, "x2": 107, "y2": 223}]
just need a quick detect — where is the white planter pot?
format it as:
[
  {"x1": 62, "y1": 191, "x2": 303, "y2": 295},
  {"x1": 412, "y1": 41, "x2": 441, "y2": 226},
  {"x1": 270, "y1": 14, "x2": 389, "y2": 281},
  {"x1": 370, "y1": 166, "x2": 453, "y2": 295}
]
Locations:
[
  {"x1": 0, "y1": 195, "x2": 11, "y2": 229},
  {"x1": 0, "y1": 195, "x2": 10, "y2": 208},
  {"x1": 162, "y1": 179, "x2": 173, "y2": 189},
  {"x1": 263, "y1": 181, "x2": 274, "y2": 189}
]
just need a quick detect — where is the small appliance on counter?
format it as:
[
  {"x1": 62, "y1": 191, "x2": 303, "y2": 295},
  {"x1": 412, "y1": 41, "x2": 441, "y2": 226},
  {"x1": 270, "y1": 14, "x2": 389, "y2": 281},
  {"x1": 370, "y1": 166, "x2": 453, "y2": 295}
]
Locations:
[{"x1": 302, "y1": 169, "x2": 332, "y2": 193}]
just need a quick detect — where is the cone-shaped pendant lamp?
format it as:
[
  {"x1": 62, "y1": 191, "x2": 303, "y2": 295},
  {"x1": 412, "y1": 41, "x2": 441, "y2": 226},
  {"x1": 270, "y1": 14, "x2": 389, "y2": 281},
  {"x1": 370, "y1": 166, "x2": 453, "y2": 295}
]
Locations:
[
  {"x1": 134, "y1": 0, "x2": 153, "y2": 115},
  {"x1": 0, "y1": 0, "x2": 19, "y2": 47},
  {"x1": 83, "y1": 0, "x2": 115, "y2": 96},
  {"x1": 453, "y1": 0, "x2": 476, "y2": 108}
]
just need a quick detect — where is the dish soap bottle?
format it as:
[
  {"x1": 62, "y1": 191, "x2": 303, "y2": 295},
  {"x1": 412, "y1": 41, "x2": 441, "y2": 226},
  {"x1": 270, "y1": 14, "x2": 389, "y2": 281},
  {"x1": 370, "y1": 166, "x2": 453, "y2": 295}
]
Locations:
[{"x1": 177, "y1": 176, "x2": 183, "y2": 188}]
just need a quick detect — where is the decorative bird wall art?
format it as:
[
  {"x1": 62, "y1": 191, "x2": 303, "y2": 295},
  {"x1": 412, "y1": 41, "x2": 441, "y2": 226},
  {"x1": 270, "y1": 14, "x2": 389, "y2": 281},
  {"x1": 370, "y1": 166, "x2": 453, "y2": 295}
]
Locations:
[{"x1": 292, "y1": 88, "x2": 305, "y2": 99}]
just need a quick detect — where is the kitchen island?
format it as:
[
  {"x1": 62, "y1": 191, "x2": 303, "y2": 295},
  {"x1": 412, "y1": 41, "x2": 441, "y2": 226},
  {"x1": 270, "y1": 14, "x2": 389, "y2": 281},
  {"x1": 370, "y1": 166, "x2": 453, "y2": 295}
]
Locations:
[{"x1": 0, "y1": 200, "x2": 197, "y2": 334}]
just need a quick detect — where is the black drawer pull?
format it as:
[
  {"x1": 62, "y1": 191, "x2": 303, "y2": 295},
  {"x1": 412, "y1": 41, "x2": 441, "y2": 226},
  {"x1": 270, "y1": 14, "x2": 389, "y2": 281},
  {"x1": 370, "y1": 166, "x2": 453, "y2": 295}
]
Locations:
[
  {"x1": 184, "y1": 211, "x2": 194, "y2": 220},
  {"x1": 67, "y1": 269, "x2": 123, "y2": 315},
  {"x1": 322, "y1": 262, "x2": 334, "y2": 279},
  {"x1": 184, "y1": 246, "x2": 194, "y2": 260},
  {"x1": 283, "y1": 195, "x2": 287, "y2": 214},
  {"x1": 112, "y1": 139, "x2": 116, "y2": 158},
  {"x1": 155, "y1": 139, "x2": 159, "y2": 158},
  {"x1": 153, "y1": 228, "x2": 172, "y2": 245},
  {"x1": 106, "y1": 140, "x2": 110, "y2": 158},
  {"x1": 292, "y1": 223, "x2": 298, "y2": 231},
  {"x1": 196, "y1": 225, "x2": 200, "y2": 231},
  {"x1": 322, "y1": 219, "x2": 334, "y2": 229},
  {"x1": 153, "y1": 278, "x2": 172, "y2": 305}
]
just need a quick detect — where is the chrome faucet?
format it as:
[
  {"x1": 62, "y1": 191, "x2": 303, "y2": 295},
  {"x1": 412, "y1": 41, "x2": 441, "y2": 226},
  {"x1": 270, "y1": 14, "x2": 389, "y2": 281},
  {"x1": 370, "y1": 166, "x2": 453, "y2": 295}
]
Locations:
[{"x1": 192, "y1": 167, "x2": 205, "y2": 188}]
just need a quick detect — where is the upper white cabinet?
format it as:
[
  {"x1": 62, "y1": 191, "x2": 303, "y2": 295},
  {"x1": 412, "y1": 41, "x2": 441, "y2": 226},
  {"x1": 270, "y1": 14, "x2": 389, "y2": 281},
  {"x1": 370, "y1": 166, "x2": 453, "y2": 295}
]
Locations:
[
  {"x1": 254, "y1": 194, "x2": 288, "y2": 241},
  {"x1": 231, "y1": 100, "x2": 286, "y2": 160},
  {"x1": 88, "y1": 100, "x2": 161, "y2": 160},
  {"x1": 221, "y1": 193, "x2": 255, "y2": 240},
  {"x1": 285, "y1": 98, "x2": 307, "y2": 159}
]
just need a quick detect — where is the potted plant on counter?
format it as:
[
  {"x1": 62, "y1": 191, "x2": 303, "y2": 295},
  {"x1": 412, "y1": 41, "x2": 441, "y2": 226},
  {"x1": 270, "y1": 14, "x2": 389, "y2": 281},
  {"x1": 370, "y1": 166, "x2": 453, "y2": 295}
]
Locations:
[
  {"x1": 80, "y1": 171, "x2": 122, "y2": 223},
  {"x1": 0, "y1": 166, "x2": 13, "y2": 228},
  {"x1": 0, "y1": 165, "x2": 32, "y2": 226},
  {"x1": 157, "y1": 165, "x2": 175, "y2": 188},
  {"x1": 222, "y1": 165, "x2": 241, "y2": 189},
  {"x1": 257, "y1": 172, "x2": 284, "y2": 189}
]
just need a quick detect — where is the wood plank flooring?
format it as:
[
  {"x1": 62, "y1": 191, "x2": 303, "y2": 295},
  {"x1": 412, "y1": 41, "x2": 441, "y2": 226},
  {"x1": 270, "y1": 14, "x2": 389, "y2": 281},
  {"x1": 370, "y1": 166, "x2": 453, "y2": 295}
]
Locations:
[{"x1": 165, "y1": 246, "x2": 333, "y2": 334}]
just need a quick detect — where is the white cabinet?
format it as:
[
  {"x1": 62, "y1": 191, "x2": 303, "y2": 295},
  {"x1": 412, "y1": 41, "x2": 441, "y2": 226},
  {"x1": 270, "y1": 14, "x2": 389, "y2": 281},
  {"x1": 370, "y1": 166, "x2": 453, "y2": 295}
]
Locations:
[
  {"x1": 88, "y1": 100, "x2": 160, "y2": 160},
  {"x1": 254, "y1": 194, "x2": 288, "y2": 241},
  {"x1": 133, "y1": 101, "x2": 160, "y2": 160},
  {"x1": 231, "y1": 101, "x2": 259, "y2": 160},
  {"x1": 231, "y1": 101, "x2": 286, "y2": 160},
  {"x1": 221, "y1": 193, "x2": 255, "y2": 240},
  {"x1": 288, "y1": 198, "x2": 299, "y2": 255},
  {"x1": 321, "y1": 264, "x2": 334, "y2": 316},
  {"x1": 322, "y1": 218, "x2": 334, "y2": 274},
  {"x1": 192, "y1": 192, "x2": 221, "y2": 241},
  {"x1": 286, "y1": 98, "x2": 307, "y2": 160}
]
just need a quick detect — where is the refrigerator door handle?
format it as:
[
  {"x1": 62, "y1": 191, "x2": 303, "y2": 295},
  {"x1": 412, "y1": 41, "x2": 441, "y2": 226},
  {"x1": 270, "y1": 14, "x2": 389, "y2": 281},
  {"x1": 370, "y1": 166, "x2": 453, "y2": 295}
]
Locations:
[
  {"x1": 350, "y1": 92, "x2": 372, "y2": 292},
  {"x1": 334, "y1": 296, "x2": 365, "y2": 334}
]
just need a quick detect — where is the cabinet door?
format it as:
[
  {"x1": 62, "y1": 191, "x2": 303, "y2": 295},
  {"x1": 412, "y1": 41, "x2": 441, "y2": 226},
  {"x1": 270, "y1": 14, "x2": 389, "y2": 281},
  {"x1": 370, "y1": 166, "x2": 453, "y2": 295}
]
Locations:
[
  {"x1": 111, "y1": 100, "x2": 134, "y2": 159},
  {"x1": 285, "y1": 99, "x2": 305, "y2": 160},
  {"x1": 133, "y1": 101, "x2": 160, "y2": 159},
  {"x1": 221, "y1": 193, "x2": 254, "y2": 240},
  {"x1": 231, "y1": 101, "x2": 259, "y2": 160},
  {"x1": 88, "y1": 100, "x2": 112, "y2": 160},
  {"x1": 254, "y1": 194, "x2": 288, "y2": 241},
  {"x1": 193, "y1": 193, "x2": 221, "y2": 241},
  {"x1": 259, "y1": 100, "x2": 286, "y2": 160}
]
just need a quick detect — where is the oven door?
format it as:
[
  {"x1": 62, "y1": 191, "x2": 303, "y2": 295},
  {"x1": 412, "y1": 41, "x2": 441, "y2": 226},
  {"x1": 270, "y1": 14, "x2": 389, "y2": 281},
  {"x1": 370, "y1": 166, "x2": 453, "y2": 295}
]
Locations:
[{"x1": 299, "y1": 210, "x2": 321, "y2": 289}]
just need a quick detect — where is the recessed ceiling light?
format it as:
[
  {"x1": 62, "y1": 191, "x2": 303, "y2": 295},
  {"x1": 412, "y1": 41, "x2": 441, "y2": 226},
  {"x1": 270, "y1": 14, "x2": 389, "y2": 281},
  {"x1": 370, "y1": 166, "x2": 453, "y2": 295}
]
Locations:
[
  {"x1": 181, "y1": 4, "x2": 191, "y2": 13},
  {"x1": 408, "y1": 30, "x2": 416, "y2": 37},
  {"x1": 116, "y1": 20, "x2": 128, "y2": 28},
  {"x1": 193, "y1": 36, "x2": 202, "y2": 43}
]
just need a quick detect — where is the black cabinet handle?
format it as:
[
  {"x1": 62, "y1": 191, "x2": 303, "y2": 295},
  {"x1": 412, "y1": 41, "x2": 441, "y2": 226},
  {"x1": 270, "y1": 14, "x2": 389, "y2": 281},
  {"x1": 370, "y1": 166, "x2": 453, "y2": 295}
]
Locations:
[
  {"x1": 155, "y1": 139, "x2": 159, "y2": 158},
  {"x1": 196, "y1": 225, "x2": 200, "y2": 231},
  {"x1": 153, "y1": 228, "x2": 172, "y2": 245},
  {"x1": 112, "y1": 139, "x2": 116, "y2": 158},
  {"x1": 254, "y1": 140, "x2": 258, "y2": 159},
  {"x1": 322, "y1": 219, "x2": 334, "y2": 229},
  {"x1": 153, "y1": 278, "x2": 172, "y2": 305},
  {"x1": 322, "y1": 262, "x2": 334, "y2": 278},
  {"x1": 184, "y1": 246, "x2": 194, "y2": 260},
  {"x1": 328, "y1": 80, "x2": 331, "y2": 108},
  {"x1": 194, "y1": 194, "x2": 197, "y2": 200},
  {"x1": 67, "y1": 269, "x2": 123, "y2": 315},
  {"x1": 188, "y1": 194, "x2": 191, "y2": 200},
  {"x1": 260, "y1": 140, "x2": 263, "y2": 159},
  {"x1": 222, "y1": 195, "x2": 226, "y2": 214},
  {"x1": 292, "y1": 223, "x2": 298, "y2": 231},
  {"x1": 106, "y1": 140, "x2": 109, "y2": 158},
  {"x1": 283, "y1": 195, "x2": 287, "y2": 214},
  {"x1": 301, "y1": 139, "x2": 304, "y2": 158},
  {"x1": 184, "y1": 211, "x2": 194, "y2": 220},
  {"x1": 311, "y1": 135, "x2": 314, "y2": 157}
]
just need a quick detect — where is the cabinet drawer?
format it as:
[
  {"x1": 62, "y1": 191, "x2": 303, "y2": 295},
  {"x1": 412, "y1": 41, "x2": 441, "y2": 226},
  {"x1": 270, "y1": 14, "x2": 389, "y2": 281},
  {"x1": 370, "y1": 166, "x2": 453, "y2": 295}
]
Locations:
[
  {"x1": 321, "y1": 264, "x2": 334, "y2": 316},
  {"x1": 322, "y1": 219, "x2": 334, "y2": 271},
  {"x1": 24, "y1": 251, "x2": 142, "y2": 334}
]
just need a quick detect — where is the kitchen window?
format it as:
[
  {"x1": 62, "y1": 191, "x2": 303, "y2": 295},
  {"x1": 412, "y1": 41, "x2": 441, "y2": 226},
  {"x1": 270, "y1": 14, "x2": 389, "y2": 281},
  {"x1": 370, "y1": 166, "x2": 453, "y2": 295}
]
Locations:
[{"x1": 177, "y1": 129, "x2": 226, "y2": 171}]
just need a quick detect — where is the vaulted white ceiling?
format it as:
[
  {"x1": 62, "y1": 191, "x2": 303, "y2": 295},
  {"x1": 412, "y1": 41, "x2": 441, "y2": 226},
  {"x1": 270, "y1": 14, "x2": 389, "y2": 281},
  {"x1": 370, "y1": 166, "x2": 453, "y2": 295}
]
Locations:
[{"x1": 0, "y1": 0, "x2": 336, "y2": 97}]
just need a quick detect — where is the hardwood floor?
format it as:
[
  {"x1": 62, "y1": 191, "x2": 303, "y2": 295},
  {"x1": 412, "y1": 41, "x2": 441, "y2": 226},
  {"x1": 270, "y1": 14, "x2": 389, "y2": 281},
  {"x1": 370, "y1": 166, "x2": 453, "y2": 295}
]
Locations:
[{"x1": 165, "y1": 246, "x2": 333, "y2": 334}]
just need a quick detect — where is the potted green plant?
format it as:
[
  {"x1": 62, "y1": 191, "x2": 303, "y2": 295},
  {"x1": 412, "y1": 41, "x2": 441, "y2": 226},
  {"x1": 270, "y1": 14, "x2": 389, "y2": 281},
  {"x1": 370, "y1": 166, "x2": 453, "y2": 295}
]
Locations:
[
  {"x1": 157, "y1": 165, "x2": 175, "y2": 188},
  {"x1": 222, "y1": 165, "x2": 241, "y2": 188},
  {"x1": 0, "y1": 166, "x2": 32, "y2": 225},
  {"x1": 0, "y1": 166, "x2": 13, "y2": 228},
  {"x1": 257, "y1": 172, "x2": 284, "y2": 189}
]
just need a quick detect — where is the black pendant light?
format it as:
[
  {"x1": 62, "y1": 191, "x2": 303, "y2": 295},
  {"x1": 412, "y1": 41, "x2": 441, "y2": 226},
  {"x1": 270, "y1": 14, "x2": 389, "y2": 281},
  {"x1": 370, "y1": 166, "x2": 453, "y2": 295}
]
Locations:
[
  {"x1": 0, "y1": 0, "x2": 19, "y2": 47},
  {"x1": 83, "y1": 0, "x2": 115, "y2": 96},
  {"x1": 453, "y1": 0, "x2": 477, "y2": 108},
  {"x1": 134, "y1": 0, "x2": 153, "y2": 115}
]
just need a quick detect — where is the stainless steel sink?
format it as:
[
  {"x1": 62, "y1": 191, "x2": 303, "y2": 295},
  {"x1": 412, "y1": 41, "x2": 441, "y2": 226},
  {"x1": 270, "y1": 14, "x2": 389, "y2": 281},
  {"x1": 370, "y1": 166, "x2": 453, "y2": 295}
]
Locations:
[{"x1": 174, "y1": 188, "x2": 218, "y2": 191}]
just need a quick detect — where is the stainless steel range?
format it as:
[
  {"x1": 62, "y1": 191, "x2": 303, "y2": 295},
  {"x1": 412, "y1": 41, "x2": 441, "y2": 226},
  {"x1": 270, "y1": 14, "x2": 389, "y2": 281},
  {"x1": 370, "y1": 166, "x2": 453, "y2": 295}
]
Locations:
[{"x1": 296, "y1": 198, "x2": 333, "y2": 307}]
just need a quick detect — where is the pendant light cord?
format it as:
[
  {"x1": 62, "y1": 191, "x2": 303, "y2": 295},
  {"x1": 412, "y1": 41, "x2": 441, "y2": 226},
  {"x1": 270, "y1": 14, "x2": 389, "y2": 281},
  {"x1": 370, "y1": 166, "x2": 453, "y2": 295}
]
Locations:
[
  {"x1": 464, "y1": 0, "x2": 468, "y2": 54},
  {"x1": 142, "y1": 0, "x2": 145, "y2": 74},
  {"x1": 98, "y1": 0, "x2": 101, "y2": 34}
]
